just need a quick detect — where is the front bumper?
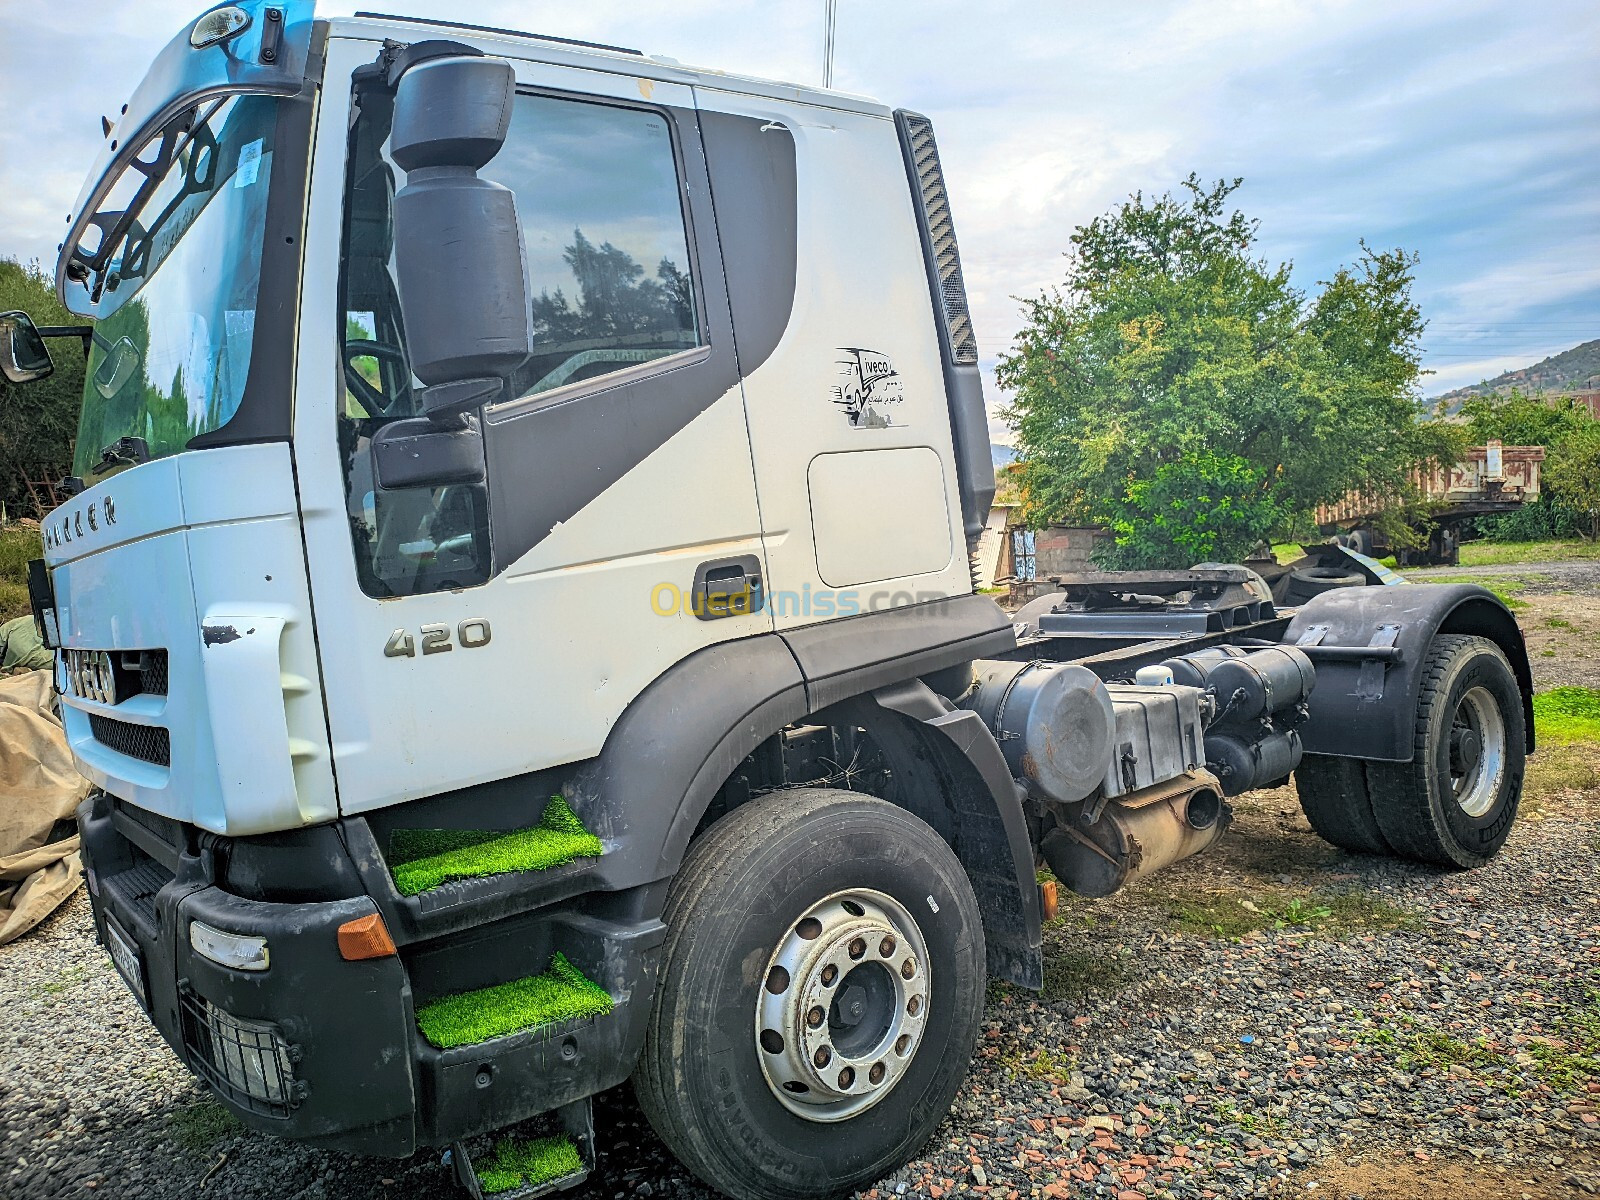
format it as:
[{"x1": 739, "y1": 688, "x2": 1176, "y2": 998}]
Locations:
[{"x1": 76, "y1": 792, "x2": 661, "y2": 1157}]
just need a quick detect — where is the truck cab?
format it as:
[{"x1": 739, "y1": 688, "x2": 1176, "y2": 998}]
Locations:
[{"x1": 4, "y1": 5, "x2": 1534, "y2": 1198}]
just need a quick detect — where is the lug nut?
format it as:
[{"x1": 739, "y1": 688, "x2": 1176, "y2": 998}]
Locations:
[
  {"x1": 900, "y1": 957, "x2": 916, "y2": 979},
  {"x1": 837, "y1": 1066, "x2": 855, "y2": 1089},
  {"x1": 820, "y1": 964, "x2": 838, "y2": 986},
  {"x1": 813, "y1": 1045, "x2": 832, "y2": 1068},
  {"x1": 879, "y1": 935, "x2": 896, "y2": 957},
  {"x1": 907, "y1": 995, "x2": 922, "y2": 1017},
  {"x1": 806, "y1": 1005, "x2": 825, "y2": 1028},
  {"x1": 848, "y1": 937, "x2": 866, "y2": 960},
  {"x1": 868, "y1": 1061, "x2": 886, "y2": 1085},
  {"x1": 895, "y1": 1033, "x2": 911, "y2": 1055}
]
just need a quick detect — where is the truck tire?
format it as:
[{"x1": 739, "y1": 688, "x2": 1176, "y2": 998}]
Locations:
[
  {"x1": 1295, "y1": 756, "x2": 1391, "y2": 855},
  {"x1": 1365, "y1": 634, "x2": 1524, "y2": 867},
  {"x1": 634, "y1": 788, "x2": 986, "y2": 1200},
  {"x1": 1285, "y1": 566, "x2": 1365, "y2": 604}
]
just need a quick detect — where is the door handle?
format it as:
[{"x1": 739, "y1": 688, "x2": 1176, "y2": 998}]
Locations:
[{"x1": 692, "y1": 555, "x2": 764, "y2": 621}]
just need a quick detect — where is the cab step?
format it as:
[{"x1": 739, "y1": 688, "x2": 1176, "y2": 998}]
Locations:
[
  {"x1": 387, "y1": 796, "x2": 603, "y2": 898},
  {"x1": 415, "y1": 952, "x2": 613, "y2": 1049},
  {"x1": 447, "y1": 1100, "x2": 594, "y2": 1199}
]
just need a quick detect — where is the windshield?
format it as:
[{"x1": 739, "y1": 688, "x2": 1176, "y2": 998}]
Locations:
[{"x1": 73, "y1": 95, "x2": 279, "y2": 478}]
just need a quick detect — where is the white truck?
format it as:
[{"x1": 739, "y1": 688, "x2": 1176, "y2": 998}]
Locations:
[{"x1": 1, "y1": 5, "x2": 1536, "y2": 1198}]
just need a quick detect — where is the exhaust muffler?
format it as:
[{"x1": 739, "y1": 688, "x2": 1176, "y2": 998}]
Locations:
[{"x1": 1040, "y1": 769, "x2": 1231, "y2": 898}]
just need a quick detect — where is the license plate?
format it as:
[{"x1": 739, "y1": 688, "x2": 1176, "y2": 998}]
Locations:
[{"x1": 105, "y1": 915, "x2": 148, "y2": 1010}]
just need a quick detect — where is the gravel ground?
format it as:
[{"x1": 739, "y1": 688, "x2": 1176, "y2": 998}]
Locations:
[{"x1": 4, "y1": 561, "x2": 1599, "y2": 1200}]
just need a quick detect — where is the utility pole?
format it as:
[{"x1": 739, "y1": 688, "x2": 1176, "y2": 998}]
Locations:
[{"x1": 822, "y1": 0, "x2": 838, "y2": 89}]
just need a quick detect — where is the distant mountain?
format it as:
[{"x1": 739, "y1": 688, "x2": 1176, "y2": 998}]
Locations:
[
  {"x1": 991, "y1": 444, "x2": 1017, "y2": 468},
  {"x1": 1432, "y1": 338, "x2": 1600, "y2": 411}
]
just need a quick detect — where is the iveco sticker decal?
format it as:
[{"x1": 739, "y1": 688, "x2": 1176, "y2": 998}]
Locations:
[{"x1": 830, "y1": 347, "x2": 905, "y2": 428}]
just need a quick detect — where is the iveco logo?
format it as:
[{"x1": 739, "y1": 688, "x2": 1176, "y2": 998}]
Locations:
[
  {"x1": 44, "y1": 494, "x2": 114, "y2": 552},
  {"x1": 65, "y1": 649, "x2": 118, "y2": 705}
]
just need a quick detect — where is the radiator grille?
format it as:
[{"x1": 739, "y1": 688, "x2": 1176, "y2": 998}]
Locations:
[
  {"x1": 137, "y1": 651, "x2": 169, "y2": 697},
  {"x1": 89, "y1": 715, "x2": 171, "y2": 766},
  {"x1": 898, "y1": 112, "x2": 979, "y2": 366}
]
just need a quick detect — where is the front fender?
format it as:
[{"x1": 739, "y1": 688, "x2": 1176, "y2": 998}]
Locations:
[{"x1": 1284, "y1": 583, "x2": 1534, "y2": 762}]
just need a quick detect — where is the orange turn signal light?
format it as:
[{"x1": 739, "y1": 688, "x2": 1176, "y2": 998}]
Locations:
[{"x1": 337, "y1": 913, "x2": 397, "y2": 961}]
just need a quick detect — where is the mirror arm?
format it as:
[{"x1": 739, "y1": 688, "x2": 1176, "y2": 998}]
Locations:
[{"x1": 37, "y1": 326, "x2": 95, "y2": 357}]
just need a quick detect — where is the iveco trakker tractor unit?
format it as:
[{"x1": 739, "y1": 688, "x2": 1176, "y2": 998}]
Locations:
[{"x1": 3, "y1": 4, "x2": 1535, "y2": 1198}]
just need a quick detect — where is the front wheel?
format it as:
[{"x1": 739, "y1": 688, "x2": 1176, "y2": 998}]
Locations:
[{"x1": 634, "y1": 788, "x2": 986, "y2": 1200}]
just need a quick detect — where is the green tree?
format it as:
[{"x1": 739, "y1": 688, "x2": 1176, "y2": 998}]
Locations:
[
  {"x1": 0, "y1": 258, "x2": 88, "y2": 514},
  {"x1": 1542, "y1": 423, "x2": 1600, "y2": 540},
  {"x1": 1459, "y1": 389, "x2": 1591, "y2": 448},
  {"x1": 997, "y1": 176, "x2": 1464, "y2": 567}
]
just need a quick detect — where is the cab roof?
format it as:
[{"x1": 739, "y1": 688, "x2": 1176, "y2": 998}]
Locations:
[{"x1": 330, "y1": 10, "x2": 892, "y2": 118}]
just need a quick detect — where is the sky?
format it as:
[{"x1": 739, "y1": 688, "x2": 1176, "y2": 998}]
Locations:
[{"x1": 2, "y1": 0, "x2": 1596, "y2": 443}]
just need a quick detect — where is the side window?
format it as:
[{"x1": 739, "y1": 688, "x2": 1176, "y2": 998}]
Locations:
[
  {"x1": 337, "y1": 86, "x2": 700, "y2": 598},
  {"x1": 496, "y1": 95, "x2": 702, "y2": 402}
]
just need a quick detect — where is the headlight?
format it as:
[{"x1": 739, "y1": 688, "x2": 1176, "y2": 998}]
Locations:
[{"x1": 189, "y1": 920, "x2": 270, "y2": 971}]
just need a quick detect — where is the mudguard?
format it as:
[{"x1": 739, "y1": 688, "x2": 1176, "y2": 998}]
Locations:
[{"x1": 1283, "y1": 583, "x2": 1534, "y2": 762}]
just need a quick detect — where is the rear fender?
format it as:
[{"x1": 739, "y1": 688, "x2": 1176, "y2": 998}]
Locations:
[{"x1": 1284, "y1": 584, "x2": 1534, "y2": 762}]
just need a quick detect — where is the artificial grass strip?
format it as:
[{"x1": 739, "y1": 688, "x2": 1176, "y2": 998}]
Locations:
[
  {"x1": 477, "y1": 1133, "x2": 583, "y2": 1194},
  {"x1": 415, "y1": 952, "x2": 613, "y2": 1049},
  {"x1": 389, "y1": 797, "x2": 603, "y2": 897}
]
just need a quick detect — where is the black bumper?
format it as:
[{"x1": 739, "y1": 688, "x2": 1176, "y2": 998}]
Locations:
[{"x1": 76, "y1": 793, "x2": 661, "y2": 1157}]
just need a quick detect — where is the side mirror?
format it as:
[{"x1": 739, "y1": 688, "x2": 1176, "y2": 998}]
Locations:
[
  {"x1": 0, "y1": 311, "x2": 54, "y2": 384},
  {"x1": 389, "y1": 55, "x2": 532, "y2": 421}
]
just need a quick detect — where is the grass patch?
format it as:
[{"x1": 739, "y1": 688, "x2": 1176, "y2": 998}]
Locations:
[
  {"x1": 1460, "y1": 540, "x2": 1600, "y2": 567},
  {"x1": 1152, "y1": 886, "x2": 1415, "y2": 939},
  {"x1": 1358, "y1": 1018, "x2": 1505, "y2": 1074},
  {"x1": 1525, "y1": 742, "x2": 1600, "y2": 805},
  {"x1": 416, "y1": 952, "x2": 612, "y2": 1049},
  {"x1": 389, "y1": 796, "x2": 602, "y2": 897},
  {"x1": 168, "y1": 1099, "x2": 242, "y2": 1153},
  {"x1": 1042, "y1": 945, "x2": 1136, "y2": 1002},
  {"x1": 1527, "y1": 988, "x2": 1600, "y2": 1093},
  {"x1": 0, "y1": 525, "x2": 42, "y2": 620},
  {"x1": 1421, "y1": 574, "x2": 1533, "y2": 609},
  {"x1": 477, "y1": 1133, "x2": 583, "y2": 1194},
  {"x1": 1319, "y1": 889, "x2": 1419, "y2": 932},
  {"x1": 1532, "y1": 687, "x2": 1600, "y2": 745},
  {"x1": 995, "y1": 1043, "x2": 1078, "y2": 1083},
  {"x1": 1212, "y1": 1099, "x2": 1288, "y2": 1137}
]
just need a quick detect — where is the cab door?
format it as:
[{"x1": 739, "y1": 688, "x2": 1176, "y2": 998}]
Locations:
[
  {"x1": 293, "y1": 35, "x2": 769, "y2": 814},
  {"x1": 689, "y1": 86, "x2": 975, "y2": 628}
]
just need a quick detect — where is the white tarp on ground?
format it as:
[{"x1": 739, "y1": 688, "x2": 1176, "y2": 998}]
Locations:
[{"x1": 0, "y1": 668, "x2": 90, "y2": 944}]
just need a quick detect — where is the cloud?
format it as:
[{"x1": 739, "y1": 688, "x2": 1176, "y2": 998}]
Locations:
[{"x1": 2, "y1": 0, "x2": 1594, "y2": 432}]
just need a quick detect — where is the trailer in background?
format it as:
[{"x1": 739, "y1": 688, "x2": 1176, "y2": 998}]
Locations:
[{"x1": 1318, "y1": 441, "x2": 1544, "y2": 566}]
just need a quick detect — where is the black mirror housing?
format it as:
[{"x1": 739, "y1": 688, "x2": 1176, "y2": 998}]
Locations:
[
  {"x1": 0, "y1": 311, "x2": 55, "y2": 384},
  {"x1": 389, "y1": 56, "x2": 533, "y2": 420}
]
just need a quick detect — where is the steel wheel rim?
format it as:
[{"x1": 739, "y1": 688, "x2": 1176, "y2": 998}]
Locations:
[
  {"x1": 1450, "y1": 685, "x2": 1505, "y2": 818},
  {"x1": 755, "y1": 888, "x2": 930, "y2": 1122}
]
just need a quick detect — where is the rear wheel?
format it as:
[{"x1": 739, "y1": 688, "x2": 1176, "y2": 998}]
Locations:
[
  {"x1": 1295, "y1": 634, "x2": 1524, "y2": 867},
  {"x1": 1295, "y1": 755, "x2": 1389, "y2": 855},
  {"x1": 1367, "y1": 634, "x2": 1524, "y2": 866},
  {"x1": 635, "y1": 788, "x2": 986, "y2": 1200}
]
